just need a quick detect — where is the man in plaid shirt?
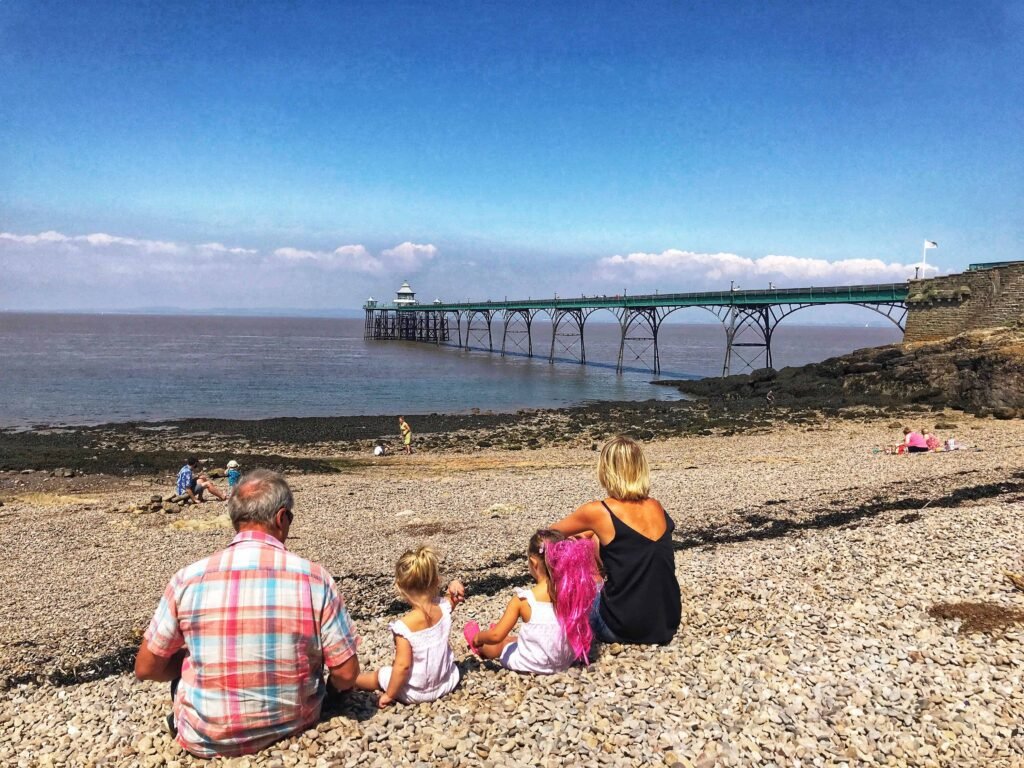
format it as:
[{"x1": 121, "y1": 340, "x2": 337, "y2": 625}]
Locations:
[{"x1": 135, "y1": 470, "x2": 361, "y2": 758}]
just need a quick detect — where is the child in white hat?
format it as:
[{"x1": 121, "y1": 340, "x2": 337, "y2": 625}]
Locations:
[{"x1": 226, "y1": 460, "x2": 242, "y2": 493}]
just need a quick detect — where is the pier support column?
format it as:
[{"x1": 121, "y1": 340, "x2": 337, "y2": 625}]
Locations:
[
  {"x1": 616, "y1": 308, "x2": 661, "y2": 374},
  {"x1": 465, "y1": 310, "x2": 494, "y2": 352},
  {"x1": 501, "y1": 309, "x2": 534, "y2": 357},
  {"x1": 549, "y1": 309, "x2": 588, "y2": 365},
  {"x1": 721, "y1": 306, "x2": 775, "y2": 376}
]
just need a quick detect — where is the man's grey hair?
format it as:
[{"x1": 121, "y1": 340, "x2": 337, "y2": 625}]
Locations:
[{"x1": 228, "y1": 469, "x2": 293, "y2": 528}]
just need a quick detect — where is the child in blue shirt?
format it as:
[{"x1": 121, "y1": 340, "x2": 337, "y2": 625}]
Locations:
[{"x1": 226, "y1": 460, "x2": 242, "y2": 492}]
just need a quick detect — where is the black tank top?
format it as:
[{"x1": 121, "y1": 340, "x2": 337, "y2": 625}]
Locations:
[{"x1": 598, "y1": 500, "x2": 681, "y2": 645}]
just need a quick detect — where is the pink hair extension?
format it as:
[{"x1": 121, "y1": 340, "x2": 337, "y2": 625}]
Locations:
[{"x1": 544, "y1": 538, "x2": 600, "y2": 664}]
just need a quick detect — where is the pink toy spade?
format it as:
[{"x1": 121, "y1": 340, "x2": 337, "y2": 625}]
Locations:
[
  {"x1": 462, "y1": 621, "x2": 497, "y2": 655},
  {"x1": 462, "y1": 621, "x2": 480, "y2": 655}
]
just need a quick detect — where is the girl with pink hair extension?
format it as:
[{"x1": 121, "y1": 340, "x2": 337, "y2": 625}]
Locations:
[{"x1": 464, "y1": 530, "x2": 601, "y2": 674}]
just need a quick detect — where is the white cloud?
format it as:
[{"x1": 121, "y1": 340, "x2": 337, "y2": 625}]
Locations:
[
  {"x1": 198, "y1": 242, "x2": 257, "y2": 255},
  {"x1": 0, "y1": 230, "x2": 442, "y2": 309},
  {"x1": 0, "y1": 230, "x2": 71, "y2": 244},
  {"x1": 380, "y1": 242, "x2": 437, "y2": 273},
  {"x1": 271, "y1": 244, "x2": 382, "y2": 272},
  {"x1": 269, "y1": 241, "x2": 436, "y2": 275},
  {"x1": 272, "y1": 246, "x2": 319, "y2": 262},
  {"x1": 597, "y1": 248, "x2": 938, "y2": 286},
  {"x1": 74, "y1": 233, "x2": 182, "y2": 254}
]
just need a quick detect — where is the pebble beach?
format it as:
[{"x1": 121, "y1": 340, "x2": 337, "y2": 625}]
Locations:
[{"x1": 1, "y1": 411, "x2": 1023, "y2": 767}]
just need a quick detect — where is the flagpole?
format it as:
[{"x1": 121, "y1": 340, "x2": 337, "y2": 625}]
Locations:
[{"x1": 922, "y1": 241, "x2": 927, "y2": 271}]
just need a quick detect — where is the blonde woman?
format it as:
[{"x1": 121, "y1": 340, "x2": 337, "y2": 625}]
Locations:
[{"x1": 550, "y1": 436, "x2": 681, "y2": 645}]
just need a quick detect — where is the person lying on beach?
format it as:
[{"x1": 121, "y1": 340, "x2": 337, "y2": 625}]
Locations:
[
  {"x1": 355, "y1": 546, "x2": 465, "y2": 707},
  {"x1": 464, "y1": 530, "x2": 600, "y2": 674},
  {"x1": 549, "y1": 436, "x2": 681, "y2": 646},
  {"x1": 175, "y1": 456, "x2": 226, "y2": 503},
  {"x1": 135, "y1": 471, "x2": 360, "y2": 758}
]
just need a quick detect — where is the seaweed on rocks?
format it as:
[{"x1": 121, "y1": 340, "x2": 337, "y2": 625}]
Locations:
[
  {"x1": 664, "y1": 327, "x2": 1024, "y2": 416},
  {"x1": 928, "y1": 602, "x2": 1024, "y2": 634}
]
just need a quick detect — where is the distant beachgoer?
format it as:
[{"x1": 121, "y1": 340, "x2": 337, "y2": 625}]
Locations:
[
  {"x1": 373, "y1": 441, "x2": 390, "y2": 457},
  {"x1": 903, "y1": 427, "x2": 929, "y2": 454},
  {"x1": 549, "y1": 436, "x2": 681, "y2": 645},
  {"x1": 398, "y1": 416, "x2": 413, "y2": 455},
  {"x1": 925, "y1": 433, "x2": 941, "y2": 452},
  {"x1": 176, "y1": 457, "x2": 226, "y2": 503},
  {"x1": 226, "y1": 460, "x2": 242, "y2": 491},
  {"x1": 464, "y1": 529, "x2": 600, "y2": 673},
  {"x1": 135, "y1": 471, "x2": 361, "y2": 758},
  {"x1": 355, "y1": 547, "x2": 464, "y2": 707},
  {"x1": 766, "y1": 390, "x2": 776, "y2": 408}
]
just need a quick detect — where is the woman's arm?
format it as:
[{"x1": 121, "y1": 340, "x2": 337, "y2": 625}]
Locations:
[
  {"x1": 379, "y1": 636, "x2": 413, "y2": 708},
  {"x1": 471, "y1": 597, "x2": 522, "y2": 648},
  {"x1": 550, "y1": 501, "x2": 609, "y2": 542}
]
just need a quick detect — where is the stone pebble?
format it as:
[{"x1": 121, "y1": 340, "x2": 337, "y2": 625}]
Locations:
[{"x1": 1, "y1": 413, "x2": 1023, "y2": 765}]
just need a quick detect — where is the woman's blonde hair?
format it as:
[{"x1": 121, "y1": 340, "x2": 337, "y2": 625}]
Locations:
[
  {"x1": 598, "y1": 435, "x2": 650, "y2": 501},
  {"x1": 395, "y1": 545, "x2": 441, "y2": 597}
]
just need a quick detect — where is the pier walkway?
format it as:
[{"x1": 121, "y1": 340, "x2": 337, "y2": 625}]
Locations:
[{"x1": 364, "y1": 283, "x2": 909, "y2": 375}]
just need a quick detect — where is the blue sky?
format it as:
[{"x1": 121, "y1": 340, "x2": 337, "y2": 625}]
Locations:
[{"x1": 1, "y1": 1, "x2": 1021, "y2": 312}]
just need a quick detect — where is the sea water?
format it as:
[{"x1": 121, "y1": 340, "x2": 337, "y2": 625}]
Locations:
[{"x1": 0, "y1": 313, "x2": 901, "y2": 428}]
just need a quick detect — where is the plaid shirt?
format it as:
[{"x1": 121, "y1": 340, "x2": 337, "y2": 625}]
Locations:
[{"x1": 144, "y1": 531, "x2": 359, "y2": 758}]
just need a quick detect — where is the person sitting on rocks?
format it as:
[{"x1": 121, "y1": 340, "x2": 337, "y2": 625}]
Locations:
[
  {"x1": 355, "y1": 546, "x2": 465, "y2": 707},
  {"x1": 465, "y1": 529, "x2": 600, "y2": 673},
  {"x1": 548, "y1": 436, "x2": 681, "y2": 646},
  {"x1": 176, "y1": 456, "x2": 226, "y2": 503},
  {"x1": 135, "y1": 470, "x2": 361, "y2": 758},
  {"x1": 902, "y1": 427, "x2": 929, "y2": 454}
]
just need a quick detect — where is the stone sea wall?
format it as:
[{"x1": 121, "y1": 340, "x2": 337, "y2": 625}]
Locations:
[{"x1": 904, "y1": 262, "x2": 1024, "y2": 342}]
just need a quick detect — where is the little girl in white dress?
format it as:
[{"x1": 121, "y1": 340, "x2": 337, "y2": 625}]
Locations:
[
  {"x1": 465, "y1": 530, "x2": 600, "y2": 674},
  {"x1": 356, "y1": 546, "x2": 465, "y2": 706}
]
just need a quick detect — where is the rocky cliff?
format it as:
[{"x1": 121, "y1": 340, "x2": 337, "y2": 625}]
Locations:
[{"x1": 669, "y1": 327, "x2": 1024, "y2": 417}]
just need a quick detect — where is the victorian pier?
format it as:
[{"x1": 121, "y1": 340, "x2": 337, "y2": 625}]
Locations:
[{"x1": 363, "y1": 280, "x2": 909, "y2": 375}]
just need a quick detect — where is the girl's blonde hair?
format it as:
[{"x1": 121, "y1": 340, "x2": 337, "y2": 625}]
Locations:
[
  {"x1": 598, "y1": 435, "x2": 650, "y2": 501},
  {"x1": 395, "y1": 546, "x2": 441, "y2": 597}
]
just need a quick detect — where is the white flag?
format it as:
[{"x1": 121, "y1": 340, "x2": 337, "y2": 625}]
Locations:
[{"x1": 924, "y1": 240, "x2": 938, "y2": 249}]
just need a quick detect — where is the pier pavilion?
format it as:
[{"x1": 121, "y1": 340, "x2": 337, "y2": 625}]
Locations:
[{"x1": 364, "y1": 281, "x2": 910, "y2": 375}]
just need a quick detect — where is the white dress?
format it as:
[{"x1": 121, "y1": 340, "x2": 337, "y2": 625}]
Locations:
[
  {"x1": 499, "y1": 588, "x2": 576, "y2": 675},
  {"x1": 378, "y1": 599, "x2": 460, "y2": 703}
]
